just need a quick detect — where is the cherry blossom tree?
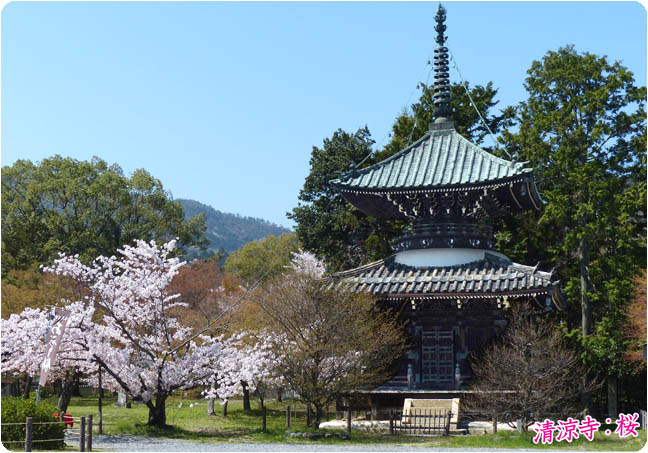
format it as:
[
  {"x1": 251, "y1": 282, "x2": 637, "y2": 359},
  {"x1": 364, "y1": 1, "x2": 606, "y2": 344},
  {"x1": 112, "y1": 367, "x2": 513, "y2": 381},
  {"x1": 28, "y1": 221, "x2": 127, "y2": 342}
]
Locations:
[
  {"x1": 41, "y1": 239, "x2": 223, "y2": 427},
  {"x1": 1, "y1": 302, "x2": 96, "y2": 411},
  {"x1": 203, "y1": 332, "x2": 283, "y2": 414}
]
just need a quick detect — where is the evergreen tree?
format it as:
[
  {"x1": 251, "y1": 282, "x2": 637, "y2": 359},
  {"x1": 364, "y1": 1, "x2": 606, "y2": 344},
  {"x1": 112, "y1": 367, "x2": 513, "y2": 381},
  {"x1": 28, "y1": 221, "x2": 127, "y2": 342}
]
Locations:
[
  {"x1": 497, "y1": 46, "x2": 646, "y2": 411},
  {"x1": 2, "y1": 155, "x2": 208, "y2": 274}
]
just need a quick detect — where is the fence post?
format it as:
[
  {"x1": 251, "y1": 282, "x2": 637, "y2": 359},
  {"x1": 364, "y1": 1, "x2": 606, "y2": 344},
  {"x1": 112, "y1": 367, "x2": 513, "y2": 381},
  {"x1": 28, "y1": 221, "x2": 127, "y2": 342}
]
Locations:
[
  {"x1": 80, "y1": 416, "x2": 86, "y2": 452},
  {"x1": 346, "y1": 406, "x2": 351, "y2": 435},
  {"x1": 87, "y1": 414, "x2": 93, "y2": 451},
  {"x1": 25, "y1": 417, "x2": 33, "y2": 452},
  {"x1": 492, "y1": 412, "x2": 497, "y2": 434},
  {"x1": 286, "y1": 406, "x2": 291, "y2": 427},
  {"x1": 516, "y1": 419, "x2": 522, "y2": 434},
  {"x1": 389, "y1": 410, "x2": 394, "y2": 435},
  {"x1": 262, "y1": 406, "x2": 267, "y2": 433}
]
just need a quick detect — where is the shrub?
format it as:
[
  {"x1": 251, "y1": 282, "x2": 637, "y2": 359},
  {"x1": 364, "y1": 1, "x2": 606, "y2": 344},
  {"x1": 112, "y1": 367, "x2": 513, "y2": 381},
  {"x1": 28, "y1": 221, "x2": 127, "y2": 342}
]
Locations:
[{"x1": 1, "y1": 398, "x2": 65, "y2": 450}]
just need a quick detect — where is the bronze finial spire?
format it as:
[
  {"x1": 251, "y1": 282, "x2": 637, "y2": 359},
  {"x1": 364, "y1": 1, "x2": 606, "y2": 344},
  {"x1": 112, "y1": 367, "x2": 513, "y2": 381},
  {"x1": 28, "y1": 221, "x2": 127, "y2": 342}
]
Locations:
[{"x1": 433, "y1": 4, "x2": 451, "y2": 123}]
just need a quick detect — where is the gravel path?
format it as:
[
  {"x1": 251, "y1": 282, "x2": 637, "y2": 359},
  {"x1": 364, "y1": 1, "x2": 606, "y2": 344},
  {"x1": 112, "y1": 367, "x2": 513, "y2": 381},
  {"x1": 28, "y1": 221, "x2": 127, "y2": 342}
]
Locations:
[{"x1": 81, "y1": 434, "x2": 553, "y2": 452}]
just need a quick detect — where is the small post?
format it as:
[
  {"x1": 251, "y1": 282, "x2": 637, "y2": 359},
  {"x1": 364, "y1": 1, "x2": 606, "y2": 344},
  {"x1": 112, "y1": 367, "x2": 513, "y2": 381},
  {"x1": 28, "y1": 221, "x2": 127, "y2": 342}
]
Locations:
[
  {"x1": 80, "y1": 416, "x2": 86, "y2": 452},
  {"x1": 346, "y1": 406, "x2": 352, "y2": 435},
  {"x1": 262, "y1": 406, "x2": 267, "y2": 433},
  {"x1": 25, "y1": 417, "x2": 33, "y2": 452},
  {"x1": 87, "y1": 414, "x2": 93, "y2": 451},
  {"x1": 286, "y1": 406, "x2": 291, "y2": 427},
  {"x1": 516, "y1": 419, "x2": 522, "y2": 434},
  {"x1": 389, "y1": 410, "x2": 394, "y2": 435},
  {"x1": 492, "y1": 412, "x2": 497, "y2": 434}
]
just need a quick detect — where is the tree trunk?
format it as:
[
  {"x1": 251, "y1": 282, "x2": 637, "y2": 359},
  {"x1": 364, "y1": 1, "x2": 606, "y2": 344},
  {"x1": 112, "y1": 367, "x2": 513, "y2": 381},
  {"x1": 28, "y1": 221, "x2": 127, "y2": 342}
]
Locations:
[
  {"x1": 242, "y1": 381, "x2": 251, "y2": 412},
  {"x1": 607, "y1": 375, "x2": 618, "y2": 418},
  {"x1": 23, "y1": 375, "x2": 32, "y2": 399},
  {"x1": 98, "y1": 365, "x2": 104, "y2": 399},
  {"x1": 98, "y1": 366, "x2": 103, "y2": 434},
  {"x1": 312, "y1": 405, "x2": 324, "y2": 430},
  {"x1": 579, "y1": 235, "x2": 593, "y2": 414},
  {"x1": 222, "y1": 400, "x2": 228, "y2": 417},
  {"x1": 277, "y1": 388, "x2": 283, "y2": 403},
  {"x1": 306, "y1": 404, "x2": 311, "y2": 427},
  {"x1": 207, "y1": 382, "x2": 216, "y2": 416},
  {"x1": 147, "y1": 396, "x2": 167, "y2": 427},
  {"x1": 54, "y1": 379, "x2": 62, "y2": 396},
  {"x1": 580, "y1": 235, "x2": 592, "y2": 336},
  {"x1": 57, "y1": 372, "x2": 74, "y2": 414},
  {"x1": 71, "y1": 371, "x2": 82, "y2": 397}
]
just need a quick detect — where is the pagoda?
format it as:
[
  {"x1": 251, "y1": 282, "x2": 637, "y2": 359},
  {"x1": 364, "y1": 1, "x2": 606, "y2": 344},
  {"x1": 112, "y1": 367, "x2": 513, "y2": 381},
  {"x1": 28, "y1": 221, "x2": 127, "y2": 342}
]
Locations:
[{"x1": 330, "y1": 5, "x2": 563, "y2": 408}]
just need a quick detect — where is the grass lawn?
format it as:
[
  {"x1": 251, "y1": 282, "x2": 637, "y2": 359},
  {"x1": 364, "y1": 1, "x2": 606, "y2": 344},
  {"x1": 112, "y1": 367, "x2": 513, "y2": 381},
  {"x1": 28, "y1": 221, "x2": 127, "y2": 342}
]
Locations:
[{"x1": 52, "y1": 394, "x2": 646, "y2": 450}]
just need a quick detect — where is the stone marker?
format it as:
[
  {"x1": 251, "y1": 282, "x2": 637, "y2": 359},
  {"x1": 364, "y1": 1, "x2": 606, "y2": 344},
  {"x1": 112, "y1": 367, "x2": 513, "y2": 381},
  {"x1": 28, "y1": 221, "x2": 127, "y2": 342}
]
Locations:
[{"x1": 114, "y1": 391, "x2": 129, "y2": 408}]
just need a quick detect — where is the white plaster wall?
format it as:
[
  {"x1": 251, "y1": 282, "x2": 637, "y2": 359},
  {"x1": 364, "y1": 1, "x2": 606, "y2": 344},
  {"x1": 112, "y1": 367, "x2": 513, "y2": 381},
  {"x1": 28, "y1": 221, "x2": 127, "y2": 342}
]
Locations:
[{"x1": 394, "y1": 248, "x2": 509, "y2": 267}]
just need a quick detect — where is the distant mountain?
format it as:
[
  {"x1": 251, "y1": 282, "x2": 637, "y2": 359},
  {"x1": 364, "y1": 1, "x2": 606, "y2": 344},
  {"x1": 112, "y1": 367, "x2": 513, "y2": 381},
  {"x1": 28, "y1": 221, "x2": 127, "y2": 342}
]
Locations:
[{"x1": 178, "y1": 199, "x2": 292, "y2": 260}]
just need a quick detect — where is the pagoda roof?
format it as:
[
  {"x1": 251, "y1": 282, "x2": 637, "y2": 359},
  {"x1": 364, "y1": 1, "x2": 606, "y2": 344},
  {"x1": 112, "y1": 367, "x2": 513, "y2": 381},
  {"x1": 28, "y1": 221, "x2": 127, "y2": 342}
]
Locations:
[
  {"x1": 331, "y1": 123, "x2": 533, "y2": 192},
  {"x1": 331, "y1": 252, "x2": 562, "y2": 306}
]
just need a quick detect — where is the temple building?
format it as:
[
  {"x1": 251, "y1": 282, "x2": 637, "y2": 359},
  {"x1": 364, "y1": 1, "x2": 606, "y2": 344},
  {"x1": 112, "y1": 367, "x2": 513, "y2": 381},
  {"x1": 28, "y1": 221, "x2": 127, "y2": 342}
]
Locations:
[{"x1": 330, "y1": 5, "x2": 563, "y2": 408}]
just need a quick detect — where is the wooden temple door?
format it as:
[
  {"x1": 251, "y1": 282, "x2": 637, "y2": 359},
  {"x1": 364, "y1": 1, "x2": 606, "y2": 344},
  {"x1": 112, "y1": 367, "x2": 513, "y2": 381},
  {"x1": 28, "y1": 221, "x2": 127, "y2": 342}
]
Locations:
[{"x1": 421, "y1": 328, "x2": 454, "y2": 387}]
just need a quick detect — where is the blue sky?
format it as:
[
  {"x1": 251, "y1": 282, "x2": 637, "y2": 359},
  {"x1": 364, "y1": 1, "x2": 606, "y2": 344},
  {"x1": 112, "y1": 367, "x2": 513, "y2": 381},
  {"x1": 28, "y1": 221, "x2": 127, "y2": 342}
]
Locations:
[{"x1": 2, "y1": 1, "x2": 646, "y2": 228}]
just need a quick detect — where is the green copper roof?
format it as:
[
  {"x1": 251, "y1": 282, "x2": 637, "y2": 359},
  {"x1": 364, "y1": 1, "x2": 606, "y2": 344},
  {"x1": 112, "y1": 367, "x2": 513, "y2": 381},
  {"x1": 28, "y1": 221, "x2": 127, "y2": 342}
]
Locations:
[{"x1": 331, "y1": 124, "x2": 532, "y2": 191}]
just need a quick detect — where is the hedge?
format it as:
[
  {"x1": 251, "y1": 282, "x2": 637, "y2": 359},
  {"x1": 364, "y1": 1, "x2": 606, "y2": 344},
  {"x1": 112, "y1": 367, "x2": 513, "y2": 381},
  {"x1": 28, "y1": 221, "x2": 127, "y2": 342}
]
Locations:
[{"x1": 1, "y1": 398, "x2": 65, "y2": 450}]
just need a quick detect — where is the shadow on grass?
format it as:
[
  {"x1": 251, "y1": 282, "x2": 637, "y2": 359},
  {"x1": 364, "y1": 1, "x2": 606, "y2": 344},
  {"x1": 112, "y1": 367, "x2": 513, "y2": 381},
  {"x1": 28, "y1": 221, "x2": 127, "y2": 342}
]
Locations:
[{"x1": 113, "y1": 422, "x2": 254, "y2": 440}]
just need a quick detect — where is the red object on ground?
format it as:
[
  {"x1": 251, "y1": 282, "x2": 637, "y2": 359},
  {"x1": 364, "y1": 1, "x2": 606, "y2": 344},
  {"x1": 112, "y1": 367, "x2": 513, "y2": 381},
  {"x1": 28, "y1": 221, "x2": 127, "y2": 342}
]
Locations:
[{"x1": 51, "y1": 413, "x2": 74, "y2": 428}]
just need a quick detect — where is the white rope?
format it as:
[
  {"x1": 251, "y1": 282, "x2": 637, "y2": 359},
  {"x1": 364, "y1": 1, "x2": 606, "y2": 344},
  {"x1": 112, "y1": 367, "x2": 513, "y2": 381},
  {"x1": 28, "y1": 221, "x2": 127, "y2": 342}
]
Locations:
[
  {"x1": 448, "y1": 48, "x2": 511, "y2": 159},
  {"x1": 353, "y1": 55, "x2": 435, "y2": 171},
  {"x1": 374, "y1": 57, "x2": 432, "y2": 151},
  {"x1": 406, "y1": 63, "x2": 435, "y2": 147}
]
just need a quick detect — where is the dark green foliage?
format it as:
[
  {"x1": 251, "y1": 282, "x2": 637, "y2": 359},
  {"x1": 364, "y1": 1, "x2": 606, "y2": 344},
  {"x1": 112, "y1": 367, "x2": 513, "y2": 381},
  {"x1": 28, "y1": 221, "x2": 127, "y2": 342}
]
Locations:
[
  {"x1": 288, "y1": 127, "x2": 401, "y2": 271},
  {"x1": 1, "y1": 398, "x2": 65, "y2": 450},
  {"x1": 289, "y1": 82, "x2": 511, "y2": 270},
  {"x1": 1, "y1": 155, "x2": 208, "y2": 274},
  {"x1": 497, "y1": 46, "x2": 646, "y2": 379},
  {"x1": 376, "y1": 81, "x2": 515, "y2": 162}
]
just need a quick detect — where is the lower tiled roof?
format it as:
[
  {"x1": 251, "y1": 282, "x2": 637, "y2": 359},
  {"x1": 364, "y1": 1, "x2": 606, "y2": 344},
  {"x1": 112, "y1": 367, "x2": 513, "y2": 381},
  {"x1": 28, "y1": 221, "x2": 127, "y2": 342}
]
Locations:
[{"x1": 332, "y1": 252, "x2": 560, "y2": 301}]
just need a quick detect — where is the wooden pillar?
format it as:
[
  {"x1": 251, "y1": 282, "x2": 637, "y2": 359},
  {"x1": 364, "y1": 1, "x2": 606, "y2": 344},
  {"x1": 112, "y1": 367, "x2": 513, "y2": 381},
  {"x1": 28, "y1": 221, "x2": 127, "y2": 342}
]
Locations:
[
  {"x1": 80, "y1": 416, "x2": 86, "y2": 452},
  {"x1": 87, "y1": 414, "x2": 93, "y2": 452},
  {"x1": 286, "y1": 406, "x2": 291, "y2": 427},
  {"x1": 25, "y1": 417, "x2": 33, "y2": 452},
  {"x1": 261, "y1": 406, "x2": 267, "y2": 433}
]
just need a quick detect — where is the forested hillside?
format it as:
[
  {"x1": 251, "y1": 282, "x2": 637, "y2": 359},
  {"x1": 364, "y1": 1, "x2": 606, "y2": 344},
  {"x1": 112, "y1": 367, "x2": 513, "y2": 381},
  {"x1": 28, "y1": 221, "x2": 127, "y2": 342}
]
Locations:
[{"x1": 178, "y1": 199, "x2": 292, "y2": 260}]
